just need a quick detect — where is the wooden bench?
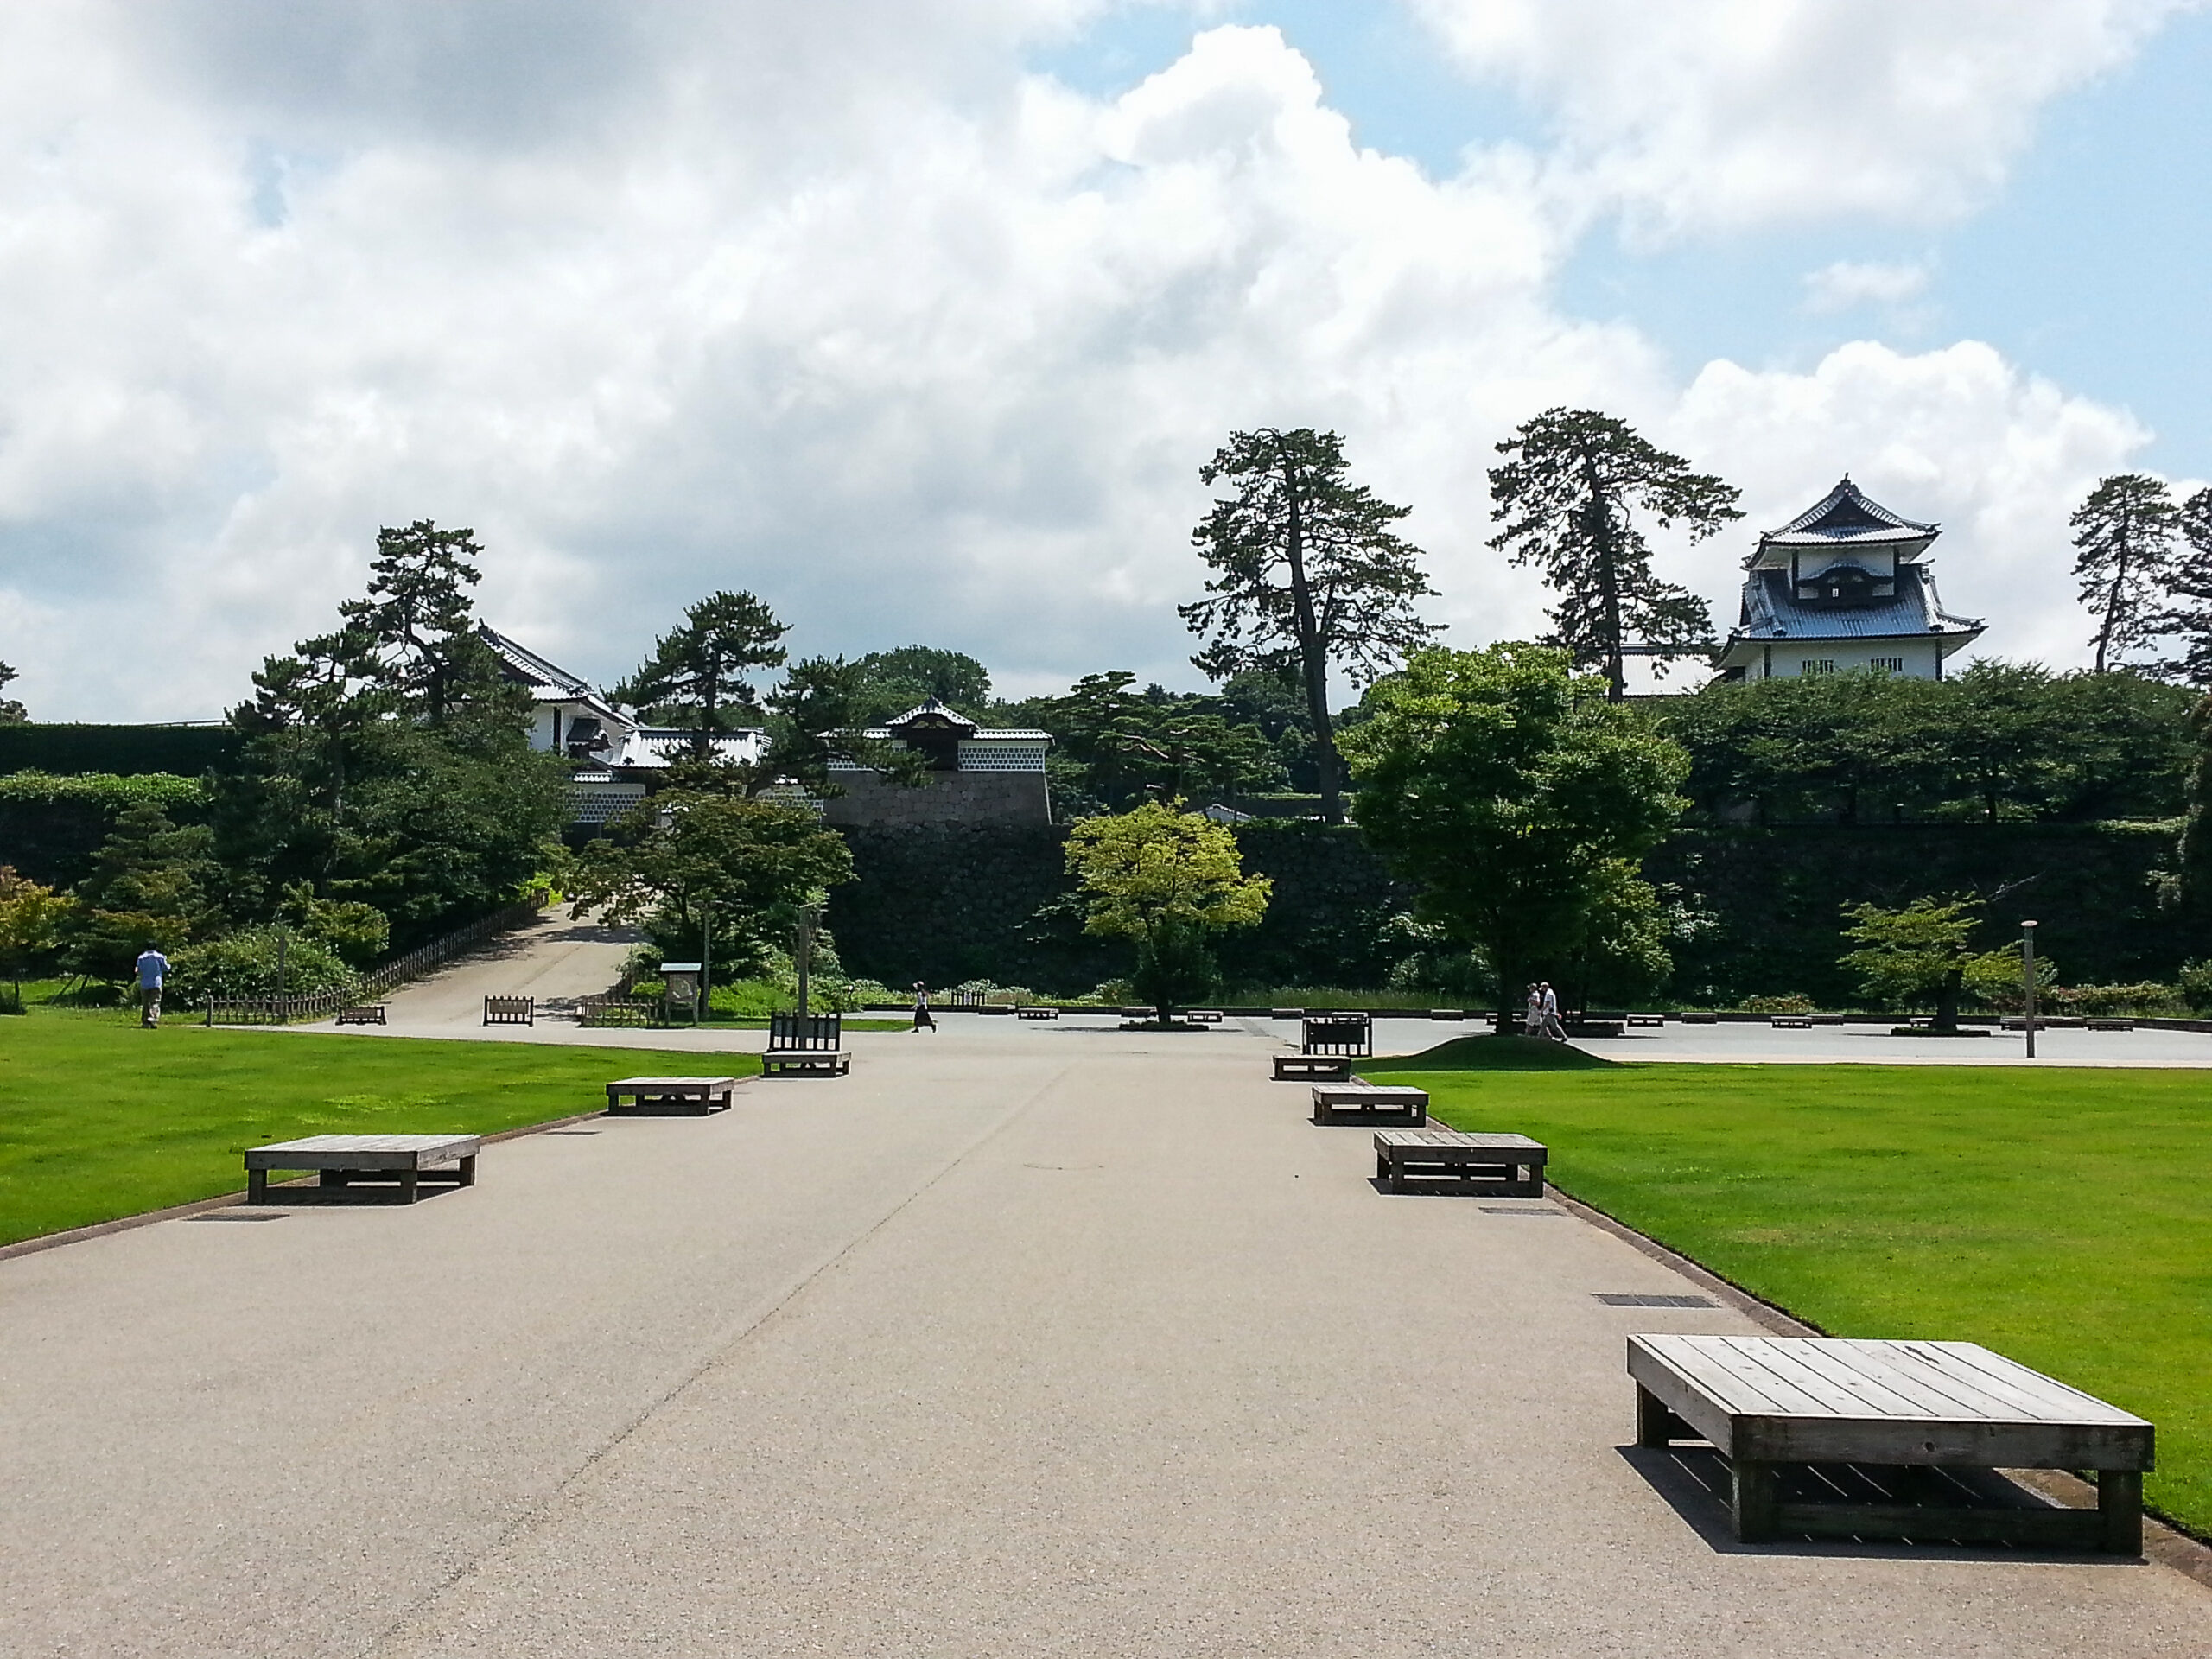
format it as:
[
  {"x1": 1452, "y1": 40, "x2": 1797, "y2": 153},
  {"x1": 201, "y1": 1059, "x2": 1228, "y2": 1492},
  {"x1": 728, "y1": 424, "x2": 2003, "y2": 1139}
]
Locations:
[
  {"x1": 578, "y1": 995, "x2": 658, "y2": 1028},
  {"x1": 1274, "y1": 1052, "x2": 1352, "y2": 1081},
  {"x1": 1428, "y1": 1008, "x2": 1465, "y2": 1021},
  {"x1": 1017, "y1": 1006, "x2": 1059, "y2": 1020},
  {"x1": 483, "y1": 995, "x2": 534, "y2": 1027},
  {"x1": 1627, "y1": 1014, "x2": 1666, "y2": 1027},
  {"x1": 1770, "y1": 1016, "x2": 1815, "y2": 1028},
  {"x1": 1565, "y1": 1019, "x2": 1625, "y2": 1039},
  {"x1": 605, "y1": 1076, "x2": 738, "y2": 1116},
  {"x1": 245, "y1": 1134, "x2": 480, "y2": 1205},
  {"x1": 762, "y1": 1012, "x2": 850, "y2": 1077},
  {"x1": 1374, "y1": 1129, "x2": 1546, "y2": 1195},
  {"x1": 1312, "y1": 1083, "x2": 1427, "y2": 1125},
  {"x1": 1185, "y1": 1009, "x2": 1224, "y2": 1024},
  {"x1": 334, "y1": 1005, "x2": 386, "y2": 1026},
  {"x1": 2087, "y1": 1018, "x2": 2136, "y2": 1032},
  {"x1": 1628, "y1": 1334, "x2": 2152, "y2": 1553},
  {"x1": 1269, "y1": 1007, "x2": 1301, "y2": 1020},
  {"x1": 1678, "y1": 1011, "x2": 1719, "y2": 1024}
]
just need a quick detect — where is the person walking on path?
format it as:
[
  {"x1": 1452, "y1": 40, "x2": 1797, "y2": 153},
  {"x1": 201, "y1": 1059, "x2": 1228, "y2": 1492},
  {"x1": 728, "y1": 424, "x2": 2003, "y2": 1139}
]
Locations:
[
  {"x1": 1522, "y1": 984, "x2": 1543, "y2": 1038},
  {"x1": 1539, "y1": 982, "x2": 1567, "y2": 1042},
  {"x1": 135, "y1": 944, "x2": 170, "y2": 1028},
  {"x1": 911, "y1": 981, "x2": 936, "y2": 1033}
]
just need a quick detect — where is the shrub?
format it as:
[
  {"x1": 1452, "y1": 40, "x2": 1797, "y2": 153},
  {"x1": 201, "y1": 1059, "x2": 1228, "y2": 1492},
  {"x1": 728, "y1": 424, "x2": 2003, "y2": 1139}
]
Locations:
[
  {"x1": 2177, "y1": 960, "x2": 2212, "y2": 1014},
  {"x1": 1736, "y1": 993, "x2": 1815, "y2": 1014},
  {"x1": 2053, "y1": 982, "x2": 2183, "y2": 1018},
  {"x1": 166, "y1": 926, "x2": 359, "y2": 1005},
  {"x1": 0, "y1": 771, "x2": 207, "y2": 812},
  {"x1": 0, "y1": 985, "x2": 22, "y2": 1014}
]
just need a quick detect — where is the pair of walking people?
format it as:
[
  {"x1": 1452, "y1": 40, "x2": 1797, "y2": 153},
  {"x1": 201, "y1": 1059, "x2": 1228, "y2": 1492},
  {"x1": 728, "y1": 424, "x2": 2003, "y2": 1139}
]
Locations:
[{"x1": 1522, "y1": 982, "x2": 1566, "y2": 1042}]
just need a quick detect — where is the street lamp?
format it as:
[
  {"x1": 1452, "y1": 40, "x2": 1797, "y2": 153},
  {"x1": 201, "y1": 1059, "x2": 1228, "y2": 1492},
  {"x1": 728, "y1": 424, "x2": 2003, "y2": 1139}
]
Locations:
[{"x1": 2021, "y1": 920, "x2": 2038, "y2": 1059}]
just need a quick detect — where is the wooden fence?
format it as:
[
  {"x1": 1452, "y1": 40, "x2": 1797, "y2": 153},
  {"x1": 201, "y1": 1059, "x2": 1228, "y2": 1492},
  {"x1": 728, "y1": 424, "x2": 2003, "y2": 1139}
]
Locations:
[{"x1": 205, "y1": 894, "x2": 552, "y2": 1027}]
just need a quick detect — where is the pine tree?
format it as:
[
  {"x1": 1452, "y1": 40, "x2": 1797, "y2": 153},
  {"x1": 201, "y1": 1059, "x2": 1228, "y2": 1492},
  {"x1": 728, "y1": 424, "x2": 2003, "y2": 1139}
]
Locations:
[
  {"x1": 0, "y1": 661, "x2": 25, "y2": 724},
  {"x1": 2069, "y1": 473, "x2": 2177, "y2": 674},
  {"x1": 340, "y1": 520, "x2": 493, "y2": 724},
  {"x1": 615, "y1": 591, "x2": 788, "y2": 759},
  {"x1": 1181, "y1": 428, "x2": 1439, "y2": 823},
  {"x1": 2157, "y1": 486, "x2": 2212, "y2": 686},
  {"x1": 1487, "y1": 409, "x2": 1739, "y2": 702}
]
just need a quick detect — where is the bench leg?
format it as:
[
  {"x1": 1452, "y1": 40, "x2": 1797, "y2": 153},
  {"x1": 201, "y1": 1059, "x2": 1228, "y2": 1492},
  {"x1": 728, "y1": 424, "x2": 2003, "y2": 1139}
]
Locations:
[
  {"x1": 402, "y1": 1168, "x2": 420, "y2": 1205},
  {"x1": 1731, "y1": 1459, "x2": 1780, "y2": 1543},
  {"x1": 2098, "y1": 1470, "x2": 2144, "y2": 1555},
  {"x1": 247, "y1": 1167, "x2": 267, "y2": 1205},
  {"x1": 321, "y1": 1170, "x2": 350, "y2": 1188},
  {"x1": 457, "y1": 1154, "x2": 476, "y2": 1189},
  {"x1": 1636, "y1": 1384, "x2": 1692, "y2": 1447}
]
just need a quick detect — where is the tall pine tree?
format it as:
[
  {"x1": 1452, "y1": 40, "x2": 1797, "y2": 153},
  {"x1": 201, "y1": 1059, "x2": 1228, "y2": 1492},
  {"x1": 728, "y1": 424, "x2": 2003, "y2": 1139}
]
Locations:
[
  {"x1": 1487, "y1": 409, "x2": 1739, "y2": 702},
  {"x1": 1180, "y1": 428, "x2": 1438, "y2": 823},
  {"x1": 2069, "y1": 472, "x2": 2177, "y2": 674}
]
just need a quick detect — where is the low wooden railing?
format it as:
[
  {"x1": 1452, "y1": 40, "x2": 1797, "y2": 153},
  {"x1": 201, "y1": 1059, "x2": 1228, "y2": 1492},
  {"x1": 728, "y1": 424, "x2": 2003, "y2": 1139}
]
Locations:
[{"x1": 205, "y1": 893, "x2": 552, "y2": 1027}]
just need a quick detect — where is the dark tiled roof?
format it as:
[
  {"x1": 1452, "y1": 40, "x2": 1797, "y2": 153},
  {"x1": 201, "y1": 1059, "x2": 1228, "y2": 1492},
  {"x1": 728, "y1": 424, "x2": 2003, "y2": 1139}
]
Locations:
[
  {"x1": 478, "y1": 625, "x2": 593, "y2": 696},
  {"x1": 1760, "y1": 476, "x2": 1938, "y2": 550},
  {"x1": 1735, "y1": 565, "x2": 1983, "y2": 642}
]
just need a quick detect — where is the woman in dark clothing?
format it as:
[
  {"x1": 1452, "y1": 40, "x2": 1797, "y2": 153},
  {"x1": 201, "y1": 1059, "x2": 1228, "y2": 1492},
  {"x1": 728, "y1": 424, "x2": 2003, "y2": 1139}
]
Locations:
[{"x1": 912, "y1": 981, "x2": 936, "y2": 1032}]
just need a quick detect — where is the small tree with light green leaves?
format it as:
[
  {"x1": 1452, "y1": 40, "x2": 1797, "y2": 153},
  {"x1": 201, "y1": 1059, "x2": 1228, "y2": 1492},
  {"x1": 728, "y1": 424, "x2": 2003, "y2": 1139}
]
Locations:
[
  {"x1": 1839, "y1": 895, "x2": 1984, "y2": 1033},
  {"x1": 1063, "y1": 801, "x2": 1271, "y2": 1025}
]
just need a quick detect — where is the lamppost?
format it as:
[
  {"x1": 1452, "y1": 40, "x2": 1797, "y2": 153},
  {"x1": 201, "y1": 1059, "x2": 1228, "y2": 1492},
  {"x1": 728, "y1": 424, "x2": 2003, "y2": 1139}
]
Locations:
[{"x1": 2021, "y1": 919, "x2": 2038, "y2": 1059}]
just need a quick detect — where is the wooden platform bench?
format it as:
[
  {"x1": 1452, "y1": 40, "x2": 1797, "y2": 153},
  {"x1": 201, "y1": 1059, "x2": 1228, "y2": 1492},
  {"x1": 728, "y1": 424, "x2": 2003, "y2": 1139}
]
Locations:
[
  {"x1": 1269, "y1": 1007, "x2": 1302, "y2": 1020},
  {"x1": 1428, "y1": 1008, "x2": 1465, "y2": 1021},
  {"x1": 1565, "y1": 1019, "x2": 1625, "y2": 1039},
  {"x1": 1678, "y1": 1011, "x2": 1719, "y2": 1024},
  {"x1": 1274, "y1": 1052, "x2": 1352, "y2": 1081},
  {"x1": 483, "y1": 995, "x2": 534, "y2": 1027},
  {"x1": 2087, "y1": 1018, "x2": 2136, "y2": 1031},
  {"x1": 1627, "y1": 1014, "x2": 1666, "y2": 1027},
  {"x1": 1374, "y1": 1128, "x2": 1546, "y2": 1195},
  {"x1": 334, "y1": 1005, "x2": 387, "y2": 1026},
  {"x1": 1627, "y1": 1334, "x2": 2152, "y2": 1553},
  {"x1": 1017, "y1": 1005, "x2": 1059, "y2": 1020},
  {"x1": 1312, "y1": 1083, "x2": 1427, "y2": 1125},
  {"x1": 1770, "y1": 1015, "x2": 1815, "y2": 1028},
  {"x1": 1185, "y1": 1008, "x2": 1224, "y2": 1024},
  {"x1": 605, "y1": 1076, "x2": 738, "y2": 1116},
  {"x1": 245, "y1": 1134, "x2": 480, "y2": 1205}
]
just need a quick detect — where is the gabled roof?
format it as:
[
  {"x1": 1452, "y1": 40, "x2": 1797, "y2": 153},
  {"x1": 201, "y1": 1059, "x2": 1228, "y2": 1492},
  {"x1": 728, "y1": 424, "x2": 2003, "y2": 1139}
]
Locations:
[
  {"x1": 1752, "y1": 476, "x2": 1939, "y2": 562},
  {"x1": 479, "y1": 624, "x2": 594, "y2": 697},
  {"x1": 885, "y1": 697, "x2": 979, "y2": 733}
]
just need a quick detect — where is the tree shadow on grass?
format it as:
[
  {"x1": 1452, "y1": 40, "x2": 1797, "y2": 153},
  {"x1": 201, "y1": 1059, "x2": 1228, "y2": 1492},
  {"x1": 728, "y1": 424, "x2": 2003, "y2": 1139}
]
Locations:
[{"x1": 1359, "y1": 1035, "x2": 1619, "y2": 1074}]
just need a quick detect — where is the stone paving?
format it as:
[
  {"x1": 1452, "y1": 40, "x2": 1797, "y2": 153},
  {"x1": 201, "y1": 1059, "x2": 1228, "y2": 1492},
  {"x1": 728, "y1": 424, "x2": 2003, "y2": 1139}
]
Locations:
[{"x1": 3, "y1": 1020, "x2": 2207, "y2": 1656}]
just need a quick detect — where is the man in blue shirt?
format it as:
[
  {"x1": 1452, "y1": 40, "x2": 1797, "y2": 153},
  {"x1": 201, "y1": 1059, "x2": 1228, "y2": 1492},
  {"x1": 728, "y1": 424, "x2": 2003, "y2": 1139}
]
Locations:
[{"x1": 135, "y1": 944, "x2": 170, "y2": 1028}]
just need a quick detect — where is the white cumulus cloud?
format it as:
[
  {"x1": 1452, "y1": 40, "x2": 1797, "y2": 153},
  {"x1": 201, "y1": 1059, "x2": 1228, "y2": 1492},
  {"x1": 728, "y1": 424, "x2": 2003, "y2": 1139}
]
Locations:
[
  {"x1": 1408, "y1": 0, "x2": 2196, "y2": 235},
  {"x1": 1802, "y1": 259, "x2": 1932, "y2": 314}
]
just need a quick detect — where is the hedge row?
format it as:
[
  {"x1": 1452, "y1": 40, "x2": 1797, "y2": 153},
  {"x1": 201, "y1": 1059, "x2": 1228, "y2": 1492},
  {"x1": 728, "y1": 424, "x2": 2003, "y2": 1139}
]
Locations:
[{"x1": 0, "y1": 723, "x2": 237, "y2": 777}]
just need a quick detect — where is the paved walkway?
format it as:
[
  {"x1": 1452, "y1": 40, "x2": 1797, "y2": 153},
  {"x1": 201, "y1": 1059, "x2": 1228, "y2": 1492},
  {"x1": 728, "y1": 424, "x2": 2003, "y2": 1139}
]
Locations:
[
  {"x1": 3, "y1": 1023, "x2": 2205, "y2": 1656},
  {"x1": 370, "y1": 903, "x2": 639, "y2": 1028}
]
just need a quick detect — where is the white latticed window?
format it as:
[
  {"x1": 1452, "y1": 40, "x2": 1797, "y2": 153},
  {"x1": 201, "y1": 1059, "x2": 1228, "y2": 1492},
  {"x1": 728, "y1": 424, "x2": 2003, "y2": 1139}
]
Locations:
[
  {"x1": 957, "y1": 741, "x2": 1048, "y2": 771},
  {"x1": 569, "y1": 785, "x2": 646, "y2": 824}
]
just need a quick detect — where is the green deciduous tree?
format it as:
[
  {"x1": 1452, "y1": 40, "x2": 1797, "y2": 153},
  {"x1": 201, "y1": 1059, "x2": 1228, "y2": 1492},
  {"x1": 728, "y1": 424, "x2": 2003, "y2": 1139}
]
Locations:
[
  {"x1": 1182, "y1": 428, "x2": 1440, "y2": 823},
  {"x1": 1488, "y1": 409, "x2": 1740, "y2": 702},
  {"x1": 1838, "y1": 894, "x2": 1984, "y2": 1033},
  {"x1": 2070, "y1": 473, "x2": 2178, "y2": 674},
  {"x1": 0, "y1": 866, "x2": 71, "y2": 1003},
  {"x1": 569, "y1": 793, "x2": 855, "y2": 979},
  {"x1": 1063, "y1": 800, "x2": 1271, "y2": 1021},
  {"x1": 614, "y1": 590, "x2": 788, "y2": 758},
  {"x1": 850, "y1": 646, "x2": 992, "y2": 721},
  {"x1": 1341, "y1": 644, "x2": 1688, "y2": 1034}
]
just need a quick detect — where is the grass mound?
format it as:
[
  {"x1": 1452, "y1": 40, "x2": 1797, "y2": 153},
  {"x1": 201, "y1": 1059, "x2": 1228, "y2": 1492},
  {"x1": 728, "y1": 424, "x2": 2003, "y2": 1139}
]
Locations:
[{"x1": 1364, "y1": 1034, "x2": 1618, "y2": 1071}]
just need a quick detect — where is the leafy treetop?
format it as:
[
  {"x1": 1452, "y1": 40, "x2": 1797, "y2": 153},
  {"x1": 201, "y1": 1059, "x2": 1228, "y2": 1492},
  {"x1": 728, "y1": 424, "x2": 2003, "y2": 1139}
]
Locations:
[
  {"x1": 613, "y1": 590, "x2": 788, "y2": 758},
  {"x1": 2069, "y1": 473, "x2": 2179, "y2": 675},
  {"x1": 1838, "y1": 894, "x2": 1984, "y2": 1033}
]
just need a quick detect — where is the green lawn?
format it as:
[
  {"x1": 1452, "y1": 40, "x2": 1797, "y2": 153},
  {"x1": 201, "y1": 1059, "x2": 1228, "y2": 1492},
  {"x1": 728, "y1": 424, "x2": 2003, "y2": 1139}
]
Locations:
[
  {"x1": 0, "y1": 1009, "x2": 760, "y2": 1247},
  {"x1": 1363, "y1": 1038, "x2": 2212, "y2": 1538}
]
